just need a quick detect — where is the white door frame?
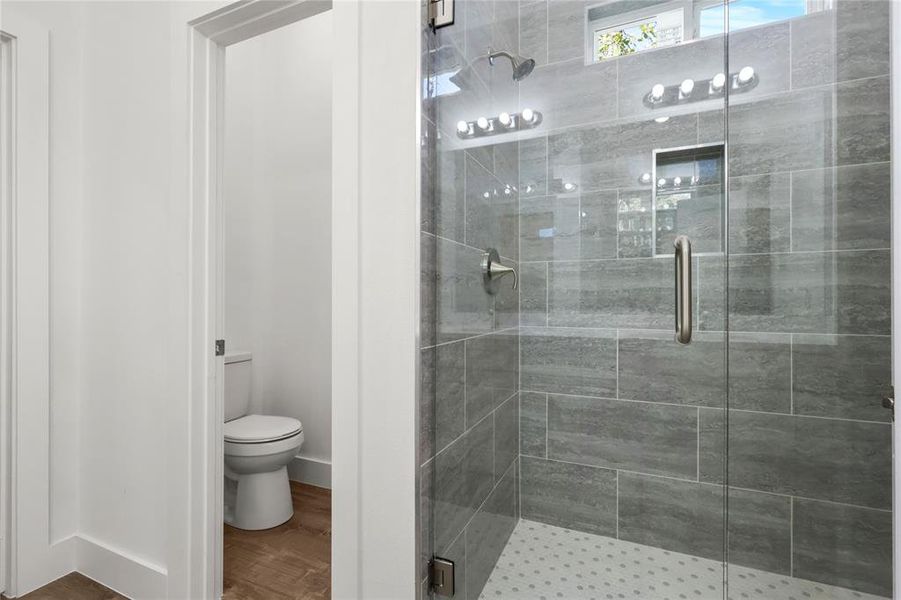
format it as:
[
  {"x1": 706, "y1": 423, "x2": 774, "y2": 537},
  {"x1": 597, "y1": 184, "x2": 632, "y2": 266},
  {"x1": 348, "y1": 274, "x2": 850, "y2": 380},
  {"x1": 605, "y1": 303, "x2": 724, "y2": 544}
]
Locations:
[
  {"x1": 184, "y1": 1, "x2": 421, "y2": 597},
  {"x1": 185, "y1": 2, "x2": 334, "y2": 598},
  {"x1": 0, "y1": 15, "x2": 75, "y2": 598}
]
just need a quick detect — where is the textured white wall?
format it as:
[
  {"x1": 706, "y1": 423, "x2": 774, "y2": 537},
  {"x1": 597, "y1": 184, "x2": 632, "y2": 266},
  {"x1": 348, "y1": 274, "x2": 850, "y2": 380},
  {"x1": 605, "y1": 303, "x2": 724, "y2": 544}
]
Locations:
[{"x1": 223, "y1": 11, "x2": 333, "y2": 469}]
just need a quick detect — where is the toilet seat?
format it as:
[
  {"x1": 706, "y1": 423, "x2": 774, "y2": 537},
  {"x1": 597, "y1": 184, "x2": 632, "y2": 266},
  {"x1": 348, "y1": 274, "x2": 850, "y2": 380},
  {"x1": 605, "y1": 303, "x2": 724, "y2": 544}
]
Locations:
[{"x1": 225, "y1": 414, "x2": 303, "y2": 444}]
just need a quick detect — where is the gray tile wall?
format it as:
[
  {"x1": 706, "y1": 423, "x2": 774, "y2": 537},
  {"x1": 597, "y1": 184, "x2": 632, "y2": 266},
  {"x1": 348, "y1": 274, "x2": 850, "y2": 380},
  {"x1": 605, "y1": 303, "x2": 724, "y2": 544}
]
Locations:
[
  {"x1": 420, "y1": 0, "x2": 522, "y2": 597},
  {"x1": 514, "y1": 2, "x2": 893, "y2": 597}
]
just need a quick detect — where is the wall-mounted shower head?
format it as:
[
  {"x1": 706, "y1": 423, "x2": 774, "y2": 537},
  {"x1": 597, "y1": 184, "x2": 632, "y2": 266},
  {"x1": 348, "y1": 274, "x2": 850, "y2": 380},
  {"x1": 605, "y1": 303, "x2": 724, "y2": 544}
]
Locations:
[{"x1": 488, "y1": 49, "x2": 535, "y2": 81}]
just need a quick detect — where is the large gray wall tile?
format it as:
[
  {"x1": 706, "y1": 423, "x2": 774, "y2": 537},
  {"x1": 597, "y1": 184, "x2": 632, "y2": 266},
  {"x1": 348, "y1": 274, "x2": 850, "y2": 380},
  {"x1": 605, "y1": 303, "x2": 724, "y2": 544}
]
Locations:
[
  {"x1": 793, "y1": 498, "x2": 892, "y2": 597},
  {"x1": 726, "y1": 87, "x2": 832, "y2": 177},
  {"x1": 519, "y1": 58, "x2": 618, "y2": 130},
  {"x1": 521, "y1": 327, "x2": 617, "y2": 397},
  {"x1": 702, "y1": 410, "x2": 892, "y2": 509},
  {"x1": 700, "y1": 250, "x2": 891, "y2": 335},
  {"x1": 548, "y1": 113, "x2": 697, "y2": 192},
  {"x1": 520, "y1": 391, "x2": 547, "y2": 457},
  {"x1": 728, "y1": 173, "x2": 791, "y2": 254},
  {"x1": 728, "y1": 488, "x2": 792, "y2": 575},
  {"x1": 519, "y1": 0, "x2": 548, "y2": 67},
  {"x1": 793, "y1": 334, "x2": 891, "y2": 422},
  {"x1": 835, "y1": 0, "x2": 890, "y2": 82},
  {"x1": 619, "y1": 475, "x2": 791, "y2": 575},
  {"x1": 520, "y1": 195, "x2": 580, "y2": 261},
  {"x1": 421, "y1": 233, "x2": 437, "y2": 347},
  {"x1": 547, "y1": 1, "x2": 587, "y2": 64},
  {"x1": 835, "y1": 249, "x2": 891, "y2": 335},
  {"x1": 549, "y1": 257, "x2": 677, "y2": 329},
  {"x1": 729, "y1": 332, "x2": 791, "y2": 414},
  {"x1": 465, "y1": 153, "x2": 518, "y2": 260},
  {"x1": 494, "y1": 394, "x2": 519, "y2": 478},
  {"x1": 618, "y1": 474, "x2": 724, "y2": 561},
  {"x1": 436, "y1": 237, "x2": 493, "y2": 343},
  {"x1": 420, "y1": 348, "x2": 436, "y2": 462},
  {"x1": 519, "y1": 136, "x2": 547, "y2": 199},
  {"x1": 548, "y1": 394, "x2": 698, "y2": 478},
  {"x1": 790, "y1": 11, "x2": 834, "y2": 89},
  {"x1": 520, "y1": 456, "x2": 616, "y2": 536},
  {"x1": 519, "y1": 262, "x2": 548, "y2": 326},
  {"x1": 618, "y1": 330, "x2": 724, "y2": 407},
  {"x1": 433, "y1": 342, "x2": 466, "y2": 451},
  {"x1": 466, "y1": 462, "x2": 518, "y2": 600},
  {"x1": 465, "y1": 331, "x2": 518, "y2": 427},
  {"x1": 437, "y1": 148, "x2": 465, "y2": 243},
  {"x1": 836, "y1": 76, "x2": 890, "y2": 167},
  {"x1": 792, "y1": 163, "x2": 892, "y2": 252},
  {"x1": 434, "y1": 415, "x2": 494, "y2": 553}
]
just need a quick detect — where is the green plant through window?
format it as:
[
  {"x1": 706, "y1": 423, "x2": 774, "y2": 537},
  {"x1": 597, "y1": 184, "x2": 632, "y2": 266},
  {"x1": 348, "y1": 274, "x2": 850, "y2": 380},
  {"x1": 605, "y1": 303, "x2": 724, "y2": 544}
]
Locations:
[{"x1": 597, "y1": 22, "x2": 657, "y2": 60}]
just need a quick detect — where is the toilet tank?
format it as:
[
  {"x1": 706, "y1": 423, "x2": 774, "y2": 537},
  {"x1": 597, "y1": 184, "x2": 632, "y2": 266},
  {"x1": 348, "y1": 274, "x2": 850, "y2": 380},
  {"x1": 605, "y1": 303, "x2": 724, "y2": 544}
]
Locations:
[{"x1": 224, "y1": 351, "x2": 252, "y2": 422}]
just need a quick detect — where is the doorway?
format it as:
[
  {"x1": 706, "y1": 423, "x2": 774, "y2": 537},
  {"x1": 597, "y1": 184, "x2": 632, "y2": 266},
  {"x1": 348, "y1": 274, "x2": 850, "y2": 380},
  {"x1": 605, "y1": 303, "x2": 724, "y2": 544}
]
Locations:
[
  {"x1": 220, "y1": 10, "x2": 333, "y2": 597},
  {"x1": 186, "y1": 1, "x2": 334, "y2": 597}
]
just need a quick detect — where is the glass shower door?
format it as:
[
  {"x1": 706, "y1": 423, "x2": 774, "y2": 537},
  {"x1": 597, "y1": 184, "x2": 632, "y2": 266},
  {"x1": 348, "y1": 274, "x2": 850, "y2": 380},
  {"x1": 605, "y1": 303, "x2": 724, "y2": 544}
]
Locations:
[
  {"x1": 723, "y1": 1, "x2": 893, "y2": 598},
  {"x1": 420, "y1": 1, "x2": 893, "y2": 599},
  {"x1": 421, "y1": 0, "x2": 731, "y2": 598}
]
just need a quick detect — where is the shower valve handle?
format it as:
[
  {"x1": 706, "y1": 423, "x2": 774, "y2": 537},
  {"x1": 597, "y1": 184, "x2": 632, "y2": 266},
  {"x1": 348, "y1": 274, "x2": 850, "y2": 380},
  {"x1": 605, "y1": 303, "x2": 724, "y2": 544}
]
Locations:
[{"x1": 481, "y1": 248, "x2": 517, "y2": 295}]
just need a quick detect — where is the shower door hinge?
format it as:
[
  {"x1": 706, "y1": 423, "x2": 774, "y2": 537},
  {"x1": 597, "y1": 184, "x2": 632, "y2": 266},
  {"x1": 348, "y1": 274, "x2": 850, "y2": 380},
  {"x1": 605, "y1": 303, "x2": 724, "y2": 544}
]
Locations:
[
  {"x1": 215, "y1": 339, "x2": 225, "y2": 356},
  {"x1": 429, "y1": 0, "x2": 454, "y2": 30},
  {"x1": 883, "y1": 385, "x2": 894, "y2": 420},
  {"x1": 429, "y1": 557, "x2": 455, "y2": 597}
]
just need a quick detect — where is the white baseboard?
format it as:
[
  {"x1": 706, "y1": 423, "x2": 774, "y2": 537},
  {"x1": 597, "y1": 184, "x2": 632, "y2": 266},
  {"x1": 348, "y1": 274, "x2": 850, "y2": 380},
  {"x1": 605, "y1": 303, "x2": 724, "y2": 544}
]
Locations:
[
  {"x1": 75, "y1": 534, "x2": 166, "y2": 600},
  {"x1": 287, "y1": 454, "x2": 331, "y2": 489}
]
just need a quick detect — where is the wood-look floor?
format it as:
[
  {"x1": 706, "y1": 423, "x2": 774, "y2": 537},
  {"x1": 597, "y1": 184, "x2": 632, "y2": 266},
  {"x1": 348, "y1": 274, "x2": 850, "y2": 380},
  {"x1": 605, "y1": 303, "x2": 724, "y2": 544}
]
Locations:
[
  {"x1": 3, "y1": 573, "x2": 126, "y2": 600},
  {"x1": 224, "y1": 481, "x2": 331, "y2": 600},
  {"x1": 7, "y1": 481, "x2": 331, "y2": 600}
]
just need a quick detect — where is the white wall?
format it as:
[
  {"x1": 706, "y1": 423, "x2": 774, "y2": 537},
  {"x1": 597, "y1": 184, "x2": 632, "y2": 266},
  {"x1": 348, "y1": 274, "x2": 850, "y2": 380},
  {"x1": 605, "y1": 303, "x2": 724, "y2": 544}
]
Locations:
[
  {"x1": 223, "y1": 11, "x2": 333, "y2": 479},
  {"x1": 3, "y1": 1, "x2": 421, "y2": 597}
]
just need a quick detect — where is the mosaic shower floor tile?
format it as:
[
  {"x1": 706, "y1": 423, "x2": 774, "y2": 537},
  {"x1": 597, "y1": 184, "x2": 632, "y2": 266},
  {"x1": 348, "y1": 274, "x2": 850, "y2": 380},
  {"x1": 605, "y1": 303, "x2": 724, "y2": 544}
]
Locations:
[{"x1": 479, "y1": 520, "x2": 886, "y2": 600}]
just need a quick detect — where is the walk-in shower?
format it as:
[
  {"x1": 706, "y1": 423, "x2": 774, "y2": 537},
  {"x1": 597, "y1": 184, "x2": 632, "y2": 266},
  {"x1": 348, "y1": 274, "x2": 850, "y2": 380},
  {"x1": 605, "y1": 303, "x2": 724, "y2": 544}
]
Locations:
[{"x1": 419, "y1": 1, "x2": 893, "y2": 599}]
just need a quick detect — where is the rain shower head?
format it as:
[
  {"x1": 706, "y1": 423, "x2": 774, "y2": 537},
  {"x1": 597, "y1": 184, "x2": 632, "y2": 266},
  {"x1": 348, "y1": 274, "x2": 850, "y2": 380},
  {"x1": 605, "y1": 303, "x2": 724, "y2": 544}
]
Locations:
[{"x1": 488, "y1": 49, "x2": 535, "y2": 81}]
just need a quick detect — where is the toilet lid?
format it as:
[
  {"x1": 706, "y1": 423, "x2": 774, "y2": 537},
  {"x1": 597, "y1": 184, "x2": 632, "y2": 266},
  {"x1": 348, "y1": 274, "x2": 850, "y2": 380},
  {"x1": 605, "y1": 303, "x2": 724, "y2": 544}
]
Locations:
[{"x1": 225, "y1": 414, "x2": 303, "y2": 443}]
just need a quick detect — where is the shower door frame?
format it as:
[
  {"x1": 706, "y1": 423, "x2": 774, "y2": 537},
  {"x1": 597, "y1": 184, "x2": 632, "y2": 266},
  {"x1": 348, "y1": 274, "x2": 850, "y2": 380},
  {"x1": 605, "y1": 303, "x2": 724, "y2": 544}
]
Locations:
[{"x1": 891, "y1": 1, "x2": 901, "y2": 596}]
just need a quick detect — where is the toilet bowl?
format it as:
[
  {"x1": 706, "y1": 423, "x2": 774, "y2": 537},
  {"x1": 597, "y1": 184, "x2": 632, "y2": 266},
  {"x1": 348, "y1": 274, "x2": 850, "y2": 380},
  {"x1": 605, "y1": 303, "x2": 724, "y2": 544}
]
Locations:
[
  {"x1": 223, "y1": 351, "x2": 305, "y2": 530},
  {"x1": 224, "y1": 414, "x2": 304, "y2": 530}
]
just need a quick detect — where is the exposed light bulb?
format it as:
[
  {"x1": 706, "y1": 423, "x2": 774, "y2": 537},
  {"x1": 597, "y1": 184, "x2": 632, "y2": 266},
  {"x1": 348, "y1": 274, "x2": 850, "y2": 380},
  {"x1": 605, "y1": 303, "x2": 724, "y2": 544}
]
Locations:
[
  {"x1": 640, "y1": 173, "x2": 652, "y2": 184},
  {"x1": 476, "y1": 116, "x2": 490, "y2": 130},
  {"x1": 498, "y1": 112, "x2": 512, "y2": 127},
  {"x1": 738, "y1": 66, "x2": 755, "y2": 85},
  {"x1": 673, "y1": 176, "x2": 682, "y2": 187},
  {"x1": 521, "y1": 108, "x2": 536, "y2": 123},
  {"x1": 680, "y1": 78, "x2": 695, "y2": 97},
  {"x1": 711, "y1": 72, "x2": 726, "y2": 91},
  {"x1": 563, "y1": 182, "x2": 575, "y2": 192},
  {"x1": 657, "y1": 178, "x2": 666, "y2": 187},
  {"x1": 525, "y1": 185, "x2": 534, "y2": 194},
  {"x1": 650, "y1": 83, "x2": 665, "y2": 101},
  {"x1": 456, "y1": 120, "x2": 470, "y2": 134},
  {"x1": 654, "y1": 116, "x2": 670, "y2": 123},
  {"x1": 483, "y1": 191, "x2": 490, "y2": 199},
  {"x1": 504, "y1": 185, "x2": 512, "y2": 195}
]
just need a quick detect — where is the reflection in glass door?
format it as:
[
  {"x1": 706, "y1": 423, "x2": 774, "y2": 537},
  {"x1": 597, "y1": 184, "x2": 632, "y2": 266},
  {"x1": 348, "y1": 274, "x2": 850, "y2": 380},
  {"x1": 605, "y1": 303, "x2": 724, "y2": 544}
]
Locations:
[{"x1": 418, "y1": 1, "x2": 893, "y2": 599}]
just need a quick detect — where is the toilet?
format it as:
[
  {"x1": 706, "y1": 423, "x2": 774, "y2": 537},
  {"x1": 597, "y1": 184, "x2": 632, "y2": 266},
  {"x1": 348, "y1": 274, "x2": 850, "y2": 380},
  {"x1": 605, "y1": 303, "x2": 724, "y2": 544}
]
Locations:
[{"x1": 223, "y1": 351, "x2": 304, "y2": 530}]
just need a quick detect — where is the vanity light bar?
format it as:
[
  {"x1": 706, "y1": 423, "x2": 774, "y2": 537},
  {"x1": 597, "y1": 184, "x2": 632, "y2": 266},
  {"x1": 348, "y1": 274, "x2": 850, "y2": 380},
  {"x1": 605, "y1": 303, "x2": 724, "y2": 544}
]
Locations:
[
  {"x1": 456, "y1": 108, "x2": 543, "y2": 139},
  {"x1": 645, "y1": 66, "x2": 757, "y2": 108}
]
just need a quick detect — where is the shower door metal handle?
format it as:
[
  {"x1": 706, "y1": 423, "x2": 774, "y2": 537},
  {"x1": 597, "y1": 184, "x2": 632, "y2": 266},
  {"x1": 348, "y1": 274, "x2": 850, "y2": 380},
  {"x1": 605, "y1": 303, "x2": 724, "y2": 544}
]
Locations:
[{"x1": 674, "y1": 235, "x2": 692, "y2": 344}]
